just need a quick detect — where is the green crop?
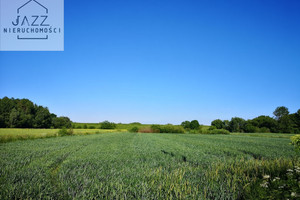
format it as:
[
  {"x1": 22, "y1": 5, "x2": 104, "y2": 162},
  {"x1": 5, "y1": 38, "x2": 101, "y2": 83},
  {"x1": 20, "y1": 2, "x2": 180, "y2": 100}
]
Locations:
[{"x1": 0, "y1": 132, "x2": 299, "y2": 199}]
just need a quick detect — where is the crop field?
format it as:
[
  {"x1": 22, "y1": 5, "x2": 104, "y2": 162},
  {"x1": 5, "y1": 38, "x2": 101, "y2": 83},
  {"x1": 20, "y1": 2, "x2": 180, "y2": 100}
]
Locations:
[
  {"x1": 0, "y1": 132, "x2": 299, "y2": 199},
  {"x1": 0, "y1": 129, "x2": 127, "y2": 143}
]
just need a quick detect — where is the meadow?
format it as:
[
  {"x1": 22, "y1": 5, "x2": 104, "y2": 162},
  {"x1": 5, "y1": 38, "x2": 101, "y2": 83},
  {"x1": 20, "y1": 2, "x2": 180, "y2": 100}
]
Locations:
[
  {"x1": 0, "y1": 128, "x2": 127, "y2": 143},
  {"x1": 1, "y1": 132, "x2": 299, "y2": 199}
]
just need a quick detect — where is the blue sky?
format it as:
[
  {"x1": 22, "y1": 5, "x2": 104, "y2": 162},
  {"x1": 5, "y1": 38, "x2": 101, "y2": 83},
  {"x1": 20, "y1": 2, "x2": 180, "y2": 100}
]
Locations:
[{"x1": 1, "y1": 0, "x2": 300, "y2": 125}]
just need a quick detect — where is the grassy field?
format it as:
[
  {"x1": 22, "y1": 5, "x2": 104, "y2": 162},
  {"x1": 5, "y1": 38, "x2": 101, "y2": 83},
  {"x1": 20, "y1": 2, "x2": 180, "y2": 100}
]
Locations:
[
  {"x1": 0, "y1": 128, "x2": 127, "y2": 143},
  {"x1": 1, "y1": 132, "x2": 299, "y2": 199}
]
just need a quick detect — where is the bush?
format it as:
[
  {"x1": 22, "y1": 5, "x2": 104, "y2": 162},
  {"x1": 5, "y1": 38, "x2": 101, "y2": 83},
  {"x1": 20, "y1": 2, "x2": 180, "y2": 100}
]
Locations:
[
  {"x1": 210, "y1": 129, "x2": 230, "y2": 135},
  {"x1": 58, "y1": 128, "x2": 73, "y2": 136},
  {"x1": 129, "y1": 126, "x2": 139, "y2": 133},
  {"x1": 201, "y1": 128, "x2": 230, "y2": 135},
  {"x1": 76, "y1": 125, "x2": 82, "y2": 129},
  {"x1": 100, "y1": 121, "x2": 117, "y2": 129},
  {"x1": 150, "y1": 125, "x2": 185, "y2": 133},
  {"x1": 83, "y1": 124, "x2": 87, "y2": 129},
  {"x1": 138, "y1": 127, "x2": 153, "y2": 133},
  {"x1": 89, "y1": 125, "x2": 95, "y2": 129},
  {"x1": 291, "y1": 135, "x2": 300, "y2": 151},
  {"x1": 259, "y1": 127, "x2": 271, "y2": 133}
]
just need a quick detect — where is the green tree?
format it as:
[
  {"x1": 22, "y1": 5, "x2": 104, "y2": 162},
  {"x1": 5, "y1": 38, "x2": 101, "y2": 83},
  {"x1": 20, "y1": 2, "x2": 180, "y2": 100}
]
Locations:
[
  {"x1": 181, "y1": 121, "x2": 191, "y2": 129},
  {"x1": 33, "y1": 106, "x2": 52, "y2": 128},
  {"x1": 52, "y1": 116, "x2": 72, "y2": 128},
  {"x1": 273, "y1": 106, "x2": 289, "y2": 120},
  {"x1": 9, "y1": 108, "x2": 20, "y2": 128},
  {"x1": 211, "y1": 119, "x2": 223, "y2": 129},
  {"x1": 190, "y1": 120, "x2": 200, "y2": 130},
  {"x1": 278, "y1": 115, "x2": 292, "y2": 133},
  {"x1": 229, "y1": 117, "x2": 246, "y2": 132},
  {"x1": 223, "y1": 120, "x2": 230, "y2": 131},
  {"x1": 250, "y1": 115, "x2": 278, "y2": 133},
  {"x1": 100, "y1": 121, "x2": 117, "y2": 129}
]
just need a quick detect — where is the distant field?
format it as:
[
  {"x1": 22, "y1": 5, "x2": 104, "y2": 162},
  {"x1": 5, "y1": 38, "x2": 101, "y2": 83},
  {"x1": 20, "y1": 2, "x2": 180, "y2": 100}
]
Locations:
[
  {"x1": 0, "y1": 132, "x2": 299, "y2": 199},
  {"x1": 73, "y1": 122, "x2": 210, "y2": 131},
  {"x1": 0, "y1": 128, "x2": 127, "y2": 143}
]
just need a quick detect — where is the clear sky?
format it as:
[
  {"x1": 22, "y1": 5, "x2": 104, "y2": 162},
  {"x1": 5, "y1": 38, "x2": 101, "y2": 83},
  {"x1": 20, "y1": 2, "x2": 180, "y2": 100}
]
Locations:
[{"x1": 1, "y1": 0, "x2": 300, "y2": 125}]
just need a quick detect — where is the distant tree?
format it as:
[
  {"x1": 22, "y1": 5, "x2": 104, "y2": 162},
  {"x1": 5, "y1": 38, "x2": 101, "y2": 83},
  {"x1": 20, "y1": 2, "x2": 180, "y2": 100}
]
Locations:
[
  {"x1": 229, "y1": 117, "x2": 246, "y2": 132},
  {"x1": 223, "y1": 120, "x2": 230, "y2": 131},
  {"x1": 278, "y1": 115, "x2": 292, "y2": 133},
  {"x1": 52, "y1": 116, "x2": 72, "y2": 128},
  {"x1": 33, "y1": 106, "x2": 52, "y2": 128},
  {"x1": 9, "y1": 108, "x2": 20, "y2": 128},
  {"x1": 190, "y1": 120, "x2": 200, "y2": 130},
  {"x1": 250, "y1": 115, "x2": 278, "y2": 133},
  {"x1": 244, "y1": 121, "x2": 258, "y2": 133},
  {"x1": 211, "y1": 119, "x2": 223, "y2": 129},
  {"x1": 0, "y1": 115, "x2": 5, "y2": 128},
  {"x1": 273, "y1": 106, "x2": 289, "y2": 120},
  {"x1": 181, "y1": 121, "x2": 191, "y2": 129},
  {"x1": 100, "y1": 121, "x2": 117, "y2": 129}
]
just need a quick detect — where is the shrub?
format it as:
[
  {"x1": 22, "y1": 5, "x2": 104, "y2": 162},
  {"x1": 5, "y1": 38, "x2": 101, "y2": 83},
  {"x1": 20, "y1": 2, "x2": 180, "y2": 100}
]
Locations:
[
  {"x1": 201, "y1": 128, "x2": 230, "y2": 135},
  {"x1": 76, "y1": 125, "x2": 82, "y2": 129},
  {"x1": 58, "y1": 128, "x2": 73, "y2": 136},
  {"x1": 210, "y1": 129, "x2": 230, "y2": 135},
  {"x1": 83, "y1": 124, "x2": 87, "y2": 129},
  {"x1": 259, "y1": 127, "x2": 271, "y2": 133},
  {"x1": 150, "y1": 125, "x2": 185, "y2": 133},
  {"x1": 129, "y1": 126, "x2": 139, "y2": 133},
  {"x1": 291, "y1": 135, "x2": 300, "y2": 151},
  {"x1": 138, "y1": 127, "x2": 153, "y2": 133},
  {"x1": 100, "y1": 121, "x2": 117, "y2": 129},
  {"x1": 89, "y1": 125, "x2": 95, "y2": 129}
]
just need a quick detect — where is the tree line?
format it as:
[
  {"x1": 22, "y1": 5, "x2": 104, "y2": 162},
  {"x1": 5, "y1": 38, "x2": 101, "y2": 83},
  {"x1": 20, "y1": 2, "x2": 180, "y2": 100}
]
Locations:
[
  {"x1": 211, "y1": 106, "x2": 300, "y2": 133},
  {"x1": 0, "y1": 97, "x2": 72, "y2": 128}
]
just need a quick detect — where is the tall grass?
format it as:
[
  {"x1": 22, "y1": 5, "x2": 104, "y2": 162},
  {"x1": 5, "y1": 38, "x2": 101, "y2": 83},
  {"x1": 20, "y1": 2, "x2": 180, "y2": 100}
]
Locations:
[{"x1": 0, "y1": 128, "x2": 127, "y2": 143}]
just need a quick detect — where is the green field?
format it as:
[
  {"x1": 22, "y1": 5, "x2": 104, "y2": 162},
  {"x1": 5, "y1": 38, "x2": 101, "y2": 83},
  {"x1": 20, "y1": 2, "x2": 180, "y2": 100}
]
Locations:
[
  {"x1": 0, "y1": 128, "x2": 127, "y2": 143},
  {"x1": 1, "y1": 132, "x2": 299, "y2": 199}
]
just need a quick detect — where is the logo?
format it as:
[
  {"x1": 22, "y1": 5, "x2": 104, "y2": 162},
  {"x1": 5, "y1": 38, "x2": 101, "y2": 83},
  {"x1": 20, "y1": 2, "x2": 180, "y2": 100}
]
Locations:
[{"x1": 0, "y1": 0, "x2": 64, "y2": 51}]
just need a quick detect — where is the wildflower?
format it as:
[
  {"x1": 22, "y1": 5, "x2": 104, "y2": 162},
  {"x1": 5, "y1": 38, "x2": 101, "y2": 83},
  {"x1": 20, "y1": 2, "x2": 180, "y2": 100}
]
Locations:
[
  {"x1": 287, "y1": 169, "x2": 293, "y2": 173},
  {"x1": 291, "y1": 192, "x2": 296, "y2": 197},
  {"x1": 263, "y1": 175, "x2": 270, "y2": 179},
  {"x1": 272, "y1": 177, "x2": 280, "y2": 182},
  {"x1": 260, "y1": 182, "x2": 269, "y2": 188},
  {"x1": 278, "y1": 185, "x2": 285, "y2": 189}
]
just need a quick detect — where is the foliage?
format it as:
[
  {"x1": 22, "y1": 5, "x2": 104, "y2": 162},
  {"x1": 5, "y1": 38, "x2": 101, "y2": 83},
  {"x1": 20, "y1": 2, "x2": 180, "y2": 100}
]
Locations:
[
  {"x1": 151, "y1": 124, "x2": 185, "y2": 133},
  {"x1": 100, "y1": 121, "x2": 117, "y2": 129},
  {"x1": 58, "y1": 128, "x2": 74, "y2": 136},
  {"x1": 129, "y1": 126, "x2": 139, "y2": 133},
  {"x1": 201, "y1": 128, "x2": 230, "y2": 135},
  {"x1": 273, "y1": 106, "x2": 289, "y2": 120},
  {"x1": 52, "y1": 116, "x2": 72, "y2": 128},
  {"x1": 291, "y1": 135, "x2": 300, "y2": 151},
  {"x1": 229, "y1": 117, "x2": 246, "y2": 132},
  {"x1": 209, "y1": 128, "x2": 230, "y2": 135},
  {"x1": 181, "y1": 121, "x2": 191, "y2": 129},
  {"x1": 243, "y1": 165, "x2": 300, "y2": 199},
  {"x1": 211, "y1": 107, "x2": 300, "y2": 134},
  {"x1": 0, "y1": 97, "x2": 72, "y2": 128},
  {"x1": 211, "y1": 119, "x2": 223, "y2": 129},
  {"x1": 181, "y1": 120, "x2": 200, "y2": 130}
]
